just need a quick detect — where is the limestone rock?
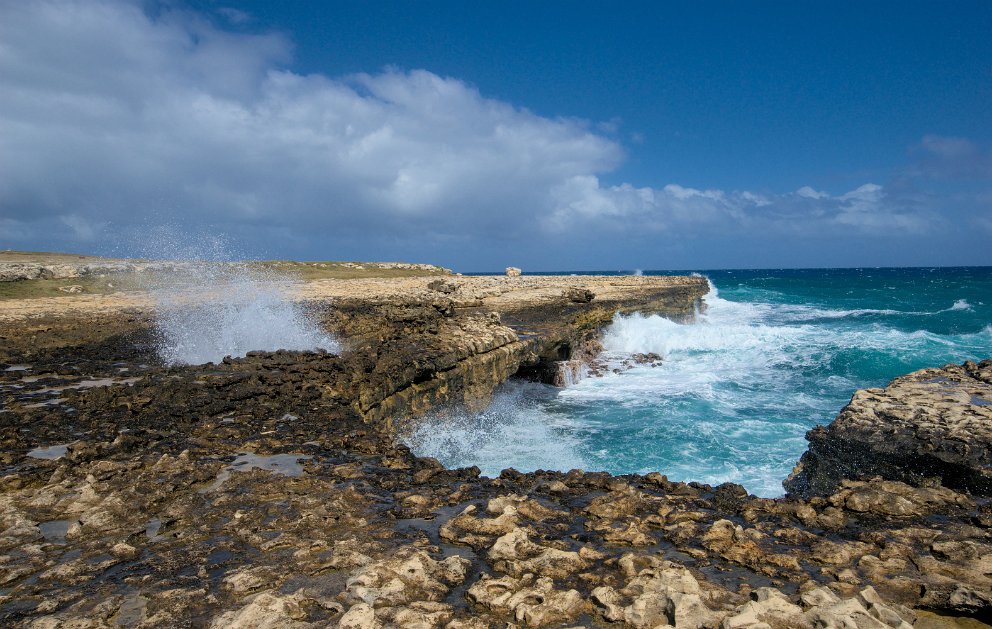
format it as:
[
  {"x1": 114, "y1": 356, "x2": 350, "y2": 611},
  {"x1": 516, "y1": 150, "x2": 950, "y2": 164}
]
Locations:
[
  {"x1": 209, "y1": 590, "x2": 314, "y2": 628},
  {"x1": 339, "y1": 603, "x2": 380, "y2": 629},
  {"x1": 439, "y1": 503, "x2": 519, "y2": 548},
  {"x1": 466, "y1": 574, "x2": 585, "y2": 627},
  {"x1": 605, "y1": 561, "x2": 725, "y2": 629},
  {"x1": 563, "y1": 288, "x2": 594, "y2": 303},
  {"x1": 488, "y1": 527, "x2": 587, "y2": 579},
  {"x1": 426, "y1": 280, "x2": 457, "y2": 294},
  {"x1": 344, "y1": 547, "x2": 470, "y2": 607},
  {"x1": 785, "y1": 360, "x2": 992, "y2": 497}
]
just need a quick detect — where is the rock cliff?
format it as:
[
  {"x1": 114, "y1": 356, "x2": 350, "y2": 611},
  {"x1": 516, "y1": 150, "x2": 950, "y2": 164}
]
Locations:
[{"x1": 785, "y1": 359, "x2": 992, "y2": 498}]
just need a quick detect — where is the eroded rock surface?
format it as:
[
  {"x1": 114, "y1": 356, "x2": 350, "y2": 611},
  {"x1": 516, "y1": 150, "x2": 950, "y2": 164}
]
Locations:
[
  {"x1": 786, "y1": 360, "x2": 992, "y2": 497},
  {"x1": 1, "y1": 275, "x2": 990, "y2": 627}
]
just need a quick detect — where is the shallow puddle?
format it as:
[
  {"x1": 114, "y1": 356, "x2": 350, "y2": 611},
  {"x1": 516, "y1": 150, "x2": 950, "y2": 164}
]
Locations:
[
  {"x1": 202, "y1": 452, "x2": 313, "y2": 492},
  {"x1": 145, "y1": 517, "x2": 162, "y2": 540},
  {"x1": 38, "y1": 519, "x2": 72, "y2": 544},
  {"x1": 31, "y1": 377, "x2": 142, "y2": 395},
  {"x1": 27, "y1": 443, "x2": 69, "y2": 460}
]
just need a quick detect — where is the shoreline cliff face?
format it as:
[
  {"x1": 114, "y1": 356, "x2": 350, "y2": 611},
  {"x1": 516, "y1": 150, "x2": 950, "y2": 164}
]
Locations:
[
  {"x1": 784, "y1": 360, "x2": 992, "y2": 499},
  {"x1": 1, "y1": 273, "x2": 990, "y2": 628}
]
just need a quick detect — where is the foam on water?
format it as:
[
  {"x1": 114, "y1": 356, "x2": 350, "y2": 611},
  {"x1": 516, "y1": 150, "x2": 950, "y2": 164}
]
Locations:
[{"x1": 401, "y1": 383, "x2": 589, "y2": 477}]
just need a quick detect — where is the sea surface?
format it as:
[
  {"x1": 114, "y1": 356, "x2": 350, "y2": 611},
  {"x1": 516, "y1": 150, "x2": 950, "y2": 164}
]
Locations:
[{"x1": 403, "y1": 267, "x2": 992, "y2": 497}]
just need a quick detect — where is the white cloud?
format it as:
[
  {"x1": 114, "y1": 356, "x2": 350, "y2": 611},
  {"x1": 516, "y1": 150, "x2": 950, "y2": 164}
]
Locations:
[
  {"x1": 0, "y1": 0, "x2": 948, "y2": 262},
  {"x1": 915, "y1": 134, "x2": 992, "y2": 180},
  {"x1": 796, "y1": 186, "x2": 828, "y2": 200},
  {"x1": 546, "y1": 177, "x2": 930, "y2": 236}
]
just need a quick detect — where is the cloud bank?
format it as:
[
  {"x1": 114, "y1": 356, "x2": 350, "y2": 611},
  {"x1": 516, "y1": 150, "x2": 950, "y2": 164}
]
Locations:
[{"x1": 0, "y1": 0, "x2": 986, "y2": 267}]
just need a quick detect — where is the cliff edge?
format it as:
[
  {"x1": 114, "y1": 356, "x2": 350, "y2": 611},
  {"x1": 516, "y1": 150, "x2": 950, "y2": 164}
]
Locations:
[{"x1": 785, "y1": 359, "x2": 992, "y2": 497}]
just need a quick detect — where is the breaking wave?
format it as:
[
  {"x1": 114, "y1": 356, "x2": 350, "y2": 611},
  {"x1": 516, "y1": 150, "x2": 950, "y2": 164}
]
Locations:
[
  {"x1": 400, "y1": 383, "x2": 589, "y2": 476},
  {"x1": 404, "y1": 270, "x2": 991, "y2": 497}
]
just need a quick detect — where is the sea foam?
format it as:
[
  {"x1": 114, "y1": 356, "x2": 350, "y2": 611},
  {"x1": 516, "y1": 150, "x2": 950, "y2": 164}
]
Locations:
[{"x1": 400, "y1": 382, "x2": 589, "y2": 477}]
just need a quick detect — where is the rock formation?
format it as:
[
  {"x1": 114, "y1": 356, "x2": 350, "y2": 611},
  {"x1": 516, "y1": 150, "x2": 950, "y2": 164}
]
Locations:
[
  {"x1": 0, "y1": 269, "x2": 990, "y2": 627},
  {"x1": 785, "y1": 359, "x2": 992, "y2": 497}
]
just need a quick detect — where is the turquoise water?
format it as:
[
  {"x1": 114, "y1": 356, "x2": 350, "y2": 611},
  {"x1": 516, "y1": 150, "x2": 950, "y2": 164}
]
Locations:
[{"x1": 404, "y1": 267, "x2": 992, "y2": 497}]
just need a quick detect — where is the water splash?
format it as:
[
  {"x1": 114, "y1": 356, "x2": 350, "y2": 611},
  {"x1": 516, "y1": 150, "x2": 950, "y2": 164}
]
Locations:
[
  {"x1": 144, "y1": 232, "x2": 338, "y2": 366},
  {"x1": 400, "y1": 382, "x2": 589, "y2": 477},
  {"x1": 404, "y1": 271, "x2": 991, "y2": 498}
]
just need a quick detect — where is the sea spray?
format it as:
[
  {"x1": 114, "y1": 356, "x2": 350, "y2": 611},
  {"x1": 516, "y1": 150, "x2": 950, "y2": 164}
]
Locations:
[{"x1": 141, "y1": 233, "x2": 338, "y2": 366}]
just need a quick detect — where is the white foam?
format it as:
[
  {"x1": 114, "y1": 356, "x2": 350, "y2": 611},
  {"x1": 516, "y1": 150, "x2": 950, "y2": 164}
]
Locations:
[
  {"x1": 557, "y1": 279, "x2": 992, "y2": 496},
  {"x1": 401, "y1": 383, "x2": 589, "y2": 477},
  {"x1": 405, "y1": 277, "x2": 992, "y2": 498}
]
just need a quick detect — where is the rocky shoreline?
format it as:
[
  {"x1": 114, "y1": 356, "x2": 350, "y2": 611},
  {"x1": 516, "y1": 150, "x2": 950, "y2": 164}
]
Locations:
[{"x1": 1, "y1": 272, "x2": 990, "y2": 628}]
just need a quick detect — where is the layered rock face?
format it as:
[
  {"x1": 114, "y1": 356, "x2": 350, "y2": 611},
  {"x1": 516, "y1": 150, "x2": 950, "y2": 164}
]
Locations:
[
  {"x1": 2, "y1": 274, "x2": 991, "y2": 628},
  {"x1": 785, "y1": 360, "x2": 992, "y2": 498}
]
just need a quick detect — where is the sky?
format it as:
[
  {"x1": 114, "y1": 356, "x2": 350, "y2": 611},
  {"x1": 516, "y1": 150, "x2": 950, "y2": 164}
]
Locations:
[{"x1": 0, "y1": 0, "x2": 990, "y2": 271}]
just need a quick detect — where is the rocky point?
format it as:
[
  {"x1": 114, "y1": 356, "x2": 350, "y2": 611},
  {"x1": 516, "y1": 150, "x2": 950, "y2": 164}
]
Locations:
[{"x1": 0, "y1": 271, "x2": 989, "y2": 628}]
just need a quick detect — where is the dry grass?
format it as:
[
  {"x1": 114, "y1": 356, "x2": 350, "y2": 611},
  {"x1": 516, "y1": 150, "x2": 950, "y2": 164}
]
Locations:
[{"x1": 0, "y1": 251, "x2": 451, "y2": 300}]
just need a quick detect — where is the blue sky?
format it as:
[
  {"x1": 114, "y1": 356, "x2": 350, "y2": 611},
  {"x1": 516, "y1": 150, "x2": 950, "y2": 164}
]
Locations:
[{"x1": 1, "y1": 0, "x2": 990, "y2": 270}]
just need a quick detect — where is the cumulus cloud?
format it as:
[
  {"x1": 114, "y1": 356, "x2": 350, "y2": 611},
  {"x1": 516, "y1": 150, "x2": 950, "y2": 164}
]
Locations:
[
  {"x1": 546, "y1": 178, "x2": 930, "y2": 236},
  {"x1": 0, "y1": 0, "x2": 964, "y2": 265}
]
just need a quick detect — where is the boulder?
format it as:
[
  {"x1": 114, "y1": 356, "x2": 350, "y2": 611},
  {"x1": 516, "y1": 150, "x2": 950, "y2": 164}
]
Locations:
[
  {"x1": 563, "y1": 288, "x2": 594, "y2": 303},
  {"x1": 785, "y1": 360, "x2": 992, "y2": 497}
]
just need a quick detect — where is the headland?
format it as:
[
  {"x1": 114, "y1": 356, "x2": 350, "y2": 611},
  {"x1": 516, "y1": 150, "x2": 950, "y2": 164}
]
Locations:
[{"x1": 0, "y1": 254, "x2": 989, "y2": 628}]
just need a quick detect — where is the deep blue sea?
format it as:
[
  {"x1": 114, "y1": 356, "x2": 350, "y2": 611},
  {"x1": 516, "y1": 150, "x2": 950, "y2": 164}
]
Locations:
[{"x1": 404, "y1": 267, "x2": 992, "y2": 497}]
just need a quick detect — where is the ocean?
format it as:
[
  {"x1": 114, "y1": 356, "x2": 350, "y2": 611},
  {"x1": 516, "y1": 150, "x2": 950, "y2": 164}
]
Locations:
[{"x1": 403, "y1": 267, "x2": 992, "y2": 497}]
